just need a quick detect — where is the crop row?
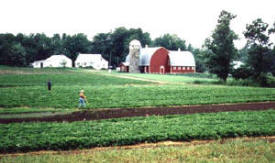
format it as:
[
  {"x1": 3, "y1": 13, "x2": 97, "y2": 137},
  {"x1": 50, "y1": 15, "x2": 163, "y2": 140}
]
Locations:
[
  {"x1": 0, "y1": 110, "x2": 274, "y2": 153},
  {"x1": 0, "y1": 84, "x2": 274, "y2": 108}
]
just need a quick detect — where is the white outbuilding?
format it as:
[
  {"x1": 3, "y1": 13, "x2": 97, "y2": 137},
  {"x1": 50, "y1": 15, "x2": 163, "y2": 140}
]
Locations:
[
  {"x1": 32, "y1": 55, "x2": 72, "y2": 68},
  {"x1": 75, "y1": 54, "x2": 108, "y2": 70}
]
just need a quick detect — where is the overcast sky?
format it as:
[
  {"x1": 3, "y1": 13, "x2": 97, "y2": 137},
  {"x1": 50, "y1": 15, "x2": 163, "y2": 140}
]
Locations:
[{"x1": 1, "y1": 0, "x2": 274, "y2": 49}]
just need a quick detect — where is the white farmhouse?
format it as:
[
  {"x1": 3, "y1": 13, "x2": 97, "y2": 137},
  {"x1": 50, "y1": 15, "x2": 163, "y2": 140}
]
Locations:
[
  {"x1": 75, "y1": 54, "x2": 108, "y2": 70},
  {"x1": 32, "y1": 55, "x2": 72, "y2": 68}
]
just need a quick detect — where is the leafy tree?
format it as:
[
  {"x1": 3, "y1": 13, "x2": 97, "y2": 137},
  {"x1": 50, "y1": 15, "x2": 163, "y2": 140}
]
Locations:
[
  {"x1": 244, "y1": 19, "x2": 273, "y2": 80},
  {"x1": 187, "y1": 44, "x2": 207, "y2": 72},
  {"x1": 0, "y1": 34, "x2": 14, "y2": 65},
  {"x1": 101, "y1": 27, "x2": 152, "y2": 67},
  {"x1": 153, "y1": 34, "x2": 186, "y2": 50},
  {"x1": 204, "y1": 10, "x2": 238, "y2": 81},
  {"x1": 63, "y1": 33, "x2": 92, "y2": 67},
  {"x1": 92, "y1": 33, "x2": 112, "y2": 64},
  {"x1": 9, "y1": 43, "x2": 27, "y2": 66}
]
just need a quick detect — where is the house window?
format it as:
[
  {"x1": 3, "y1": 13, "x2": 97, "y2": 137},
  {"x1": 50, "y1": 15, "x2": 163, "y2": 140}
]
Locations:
[
  {"x1": 192, "y1": 67, "x2": 194, "y2": 70},
  {"x1": 173, "y1": 67, "x2": 176, "y2": 70},
  {"x1": 178, "y1": 67, "x2": 181, "y2": 70},
  {"x1": 183, "y1": 67, "x2": 185, "y2": 70},
  {"x1": 187, "y1": 67, "x2": 189, "y2": 70}
]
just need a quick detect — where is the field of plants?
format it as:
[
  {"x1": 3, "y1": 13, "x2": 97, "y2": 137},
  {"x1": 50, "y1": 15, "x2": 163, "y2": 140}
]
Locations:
[
  {"x1": 0, "y1": 66, "x2": 275, "y2": 162},
  {"x1": 0, "y1": 110, "x2": 275, "y2": 153},
  {"x1": 0, "y1": 67, "x2": 274, "y2": 109}
]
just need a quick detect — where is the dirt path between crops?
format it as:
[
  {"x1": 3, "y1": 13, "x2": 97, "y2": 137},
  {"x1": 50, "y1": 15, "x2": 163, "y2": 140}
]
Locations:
[
  {"x1": 1, "y1": 136, "x2": 274, "y2": 157},
  {"x1": 0, "y1": 101, "x2": 275, "y2": 124}
]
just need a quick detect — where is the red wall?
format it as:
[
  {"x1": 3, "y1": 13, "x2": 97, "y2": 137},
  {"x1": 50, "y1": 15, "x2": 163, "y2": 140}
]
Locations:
[
  {"x1": 149, "y1": 48, "x2": 170, "y2": 74},
  {"x1": 120, "y1": 64, "x2": 129, "y2": 72}
]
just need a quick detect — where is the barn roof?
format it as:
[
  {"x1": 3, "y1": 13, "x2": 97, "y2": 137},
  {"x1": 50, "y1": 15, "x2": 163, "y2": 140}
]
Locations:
[
  {"x1": 124, "y1": 47, "x2": 196, "y2": 67},
  {"x1": 76, "y1": 54, "x2": 102, "y2": 61},
  {"x1": 139, "y1": 47, "x2": 162, "y2": 66},
  {"x1": 45, "y1": 55, "x2": 71, "y2": 62},
  {"x1": 125, "y1": 47, "x2": 162, "y2": 66},
  {"x1": 168, "y1": 51, "x2": 195, "y2": 66}
]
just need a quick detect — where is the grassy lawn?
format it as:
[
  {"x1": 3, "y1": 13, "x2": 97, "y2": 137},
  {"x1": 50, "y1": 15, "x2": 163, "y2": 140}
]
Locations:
[{"x1": 0, "y1": 137, "x2": 274, "y2": 163}]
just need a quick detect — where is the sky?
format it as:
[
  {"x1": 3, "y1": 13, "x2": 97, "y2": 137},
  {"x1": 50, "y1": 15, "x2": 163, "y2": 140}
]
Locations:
[{"x1": 0, "y1": 0, "x2": 274, "y2": 49}]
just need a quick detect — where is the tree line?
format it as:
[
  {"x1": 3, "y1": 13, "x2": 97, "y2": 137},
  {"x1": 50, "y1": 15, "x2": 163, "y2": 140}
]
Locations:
[
  {"x1": 0, "y1": 28, "x2": 186, "y2": 67},
  {"x1": 0, "y1": 10, "x2": 274, "y2": 86},
  {"x1": 202, "y1": 10, "x2": 275, "y2": 86}
]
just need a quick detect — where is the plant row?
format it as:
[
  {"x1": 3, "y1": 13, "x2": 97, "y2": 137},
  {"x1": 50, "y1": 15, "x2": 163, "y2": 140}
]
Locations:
[
  {"x1": 0, "y1": 110, "x2": 274, "y2": 153},
  {"x1": 0, "y1": 84, "x2": 274, "y2": 109}
]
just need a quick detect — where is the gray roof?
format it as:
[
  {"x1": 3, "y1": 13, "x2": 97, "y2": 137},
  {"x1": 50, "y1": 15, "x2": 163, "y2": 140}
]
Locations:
[
  {"x1": 125, "y1": 47, "x2": 162, "y2": 66},
  {"x1": 139, "y1": 47, "x2": 162, "y2": 66}
]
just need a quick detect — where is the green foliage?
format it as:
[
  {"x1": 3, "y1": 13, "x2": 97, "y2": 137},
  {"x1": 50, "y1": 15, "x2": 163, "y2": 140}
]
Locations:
[
  {"x1": 153, "y1": 34, "x2": 186, "y2": 50},
  {"x1": 205, "y1": 10, "x2": 238, "y2": 81},
  {"x1": 63, "y1": 33, "x2": 92, "y2": 67},
  {"x1": 232, "y1": 65, "x2": 253, "y2": 80},
  {"x1": 0, "y1": 110, "x2": 274, "y2": 152},
  {"x1": 0, "y1": 72, "x2": 275, "y2": 108},
  {"x1": 243, "y1": 19, "x2": 275, "y2": 86}
]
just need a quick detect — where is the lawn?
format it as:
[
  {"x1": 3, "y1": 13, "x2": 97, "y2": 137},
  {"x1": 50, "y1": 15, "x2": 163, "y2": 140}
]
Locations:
[{"x1": 1, "y1": 138, "x2": 274, "y2": 163}]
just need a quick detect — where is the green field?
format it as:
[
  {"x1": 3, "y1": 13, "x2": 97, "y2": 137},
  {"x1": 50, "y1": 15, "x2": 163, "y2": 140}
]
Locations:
[
  {"x1": 0, "y1": 110, "x2": 274, "y2": 152},
  {"x1": 0, "y1": 68, "x2": 274, "y2": 109},
  {"x1": 0, "y1": 66, "x2": 275, "y2": 161}
]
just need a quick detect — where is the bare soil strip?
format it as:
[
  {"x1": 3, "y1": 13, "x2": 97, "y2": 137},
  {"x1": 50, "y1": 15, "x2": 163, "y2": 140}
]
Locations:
[
  {"x1": 1, "y1": 136, "x2": 274, "y2": 157},
  {"x1": 0, "y1": 102, "x2": 274, "y2": 124}
]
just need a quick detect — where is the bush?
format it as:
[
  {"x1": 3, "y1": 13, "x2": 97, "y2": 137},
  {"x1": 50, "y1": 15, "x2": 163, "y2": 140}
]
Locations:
[{"x1": 232, "y1": 65, "x2": 253, "y2": 80}]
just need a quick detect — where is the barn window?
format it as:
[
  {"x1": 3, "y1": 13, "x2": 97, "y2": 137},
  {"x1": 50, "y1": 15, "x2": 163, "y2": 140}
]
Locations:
[
  {"x1": 187, "y1": 67, "x2": 189, "y2": 70},
  {"x1": 192, "y1": 67, "x2": 194, "y2": 70},
  {"x1": 183, "y1": 67, "x2": 185, "y2": 70},
  {"x1": 178, "y1": 67, "x2": 181, "y2": 70},
  {"x1": 173, "y1": 67, "x2": 176, "y2": 70}
]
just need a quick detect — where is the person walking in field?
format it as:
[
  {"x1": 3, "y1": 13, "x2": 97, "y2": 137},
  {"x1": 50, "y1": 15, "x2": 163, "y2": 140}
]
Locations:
[
  {"x1": 47, "y1": 80, "x2": 52, "y2": 91},
  {"x1": 78, "y1": 89, "x2": 88, "y2": 108}
]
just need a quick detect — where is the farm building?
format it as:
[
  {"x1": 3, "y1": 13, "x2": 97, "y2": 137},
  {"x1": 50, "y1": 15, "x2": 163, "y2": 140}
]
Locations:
[
  {"x1": 120, "y1": 41, "x2": 196, "y2": 74},
  {"x1": 32, "y1": 55, "x2": 72, "y2": 68},
  {"x1": 233, "y1": 61, "x2": 244, "y2": 69},
  {"x1": 75, "y1": 54, "x2": 108, "y2": 70}
]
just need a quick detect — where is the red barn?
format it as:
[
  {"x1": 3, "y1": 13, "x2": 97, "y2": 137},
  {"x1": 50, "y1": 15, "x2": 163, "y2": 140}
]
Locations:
[{"x1": 120, "y1": 46, "x2": 196, "y2": 74}]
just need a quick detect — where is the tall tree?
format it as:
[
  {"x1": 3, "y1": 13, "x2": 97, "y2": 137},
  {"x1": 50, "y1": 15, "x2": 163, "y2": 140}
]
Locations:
[
  {"x1": 9, "y1": 43, "x2": 27, "y2": 66},
  {"x1": 205, "y1": 10, "x2": 238, "y2": 81},
  {"x1": 63, "y1": 33, "x2": 92, "y2": 67},
  {"x1": 244, "y1": 18, "x2": 273, "y2": 80},
  {"x1": 91, "y1": 33, "x2": 112, "y2": 64}
]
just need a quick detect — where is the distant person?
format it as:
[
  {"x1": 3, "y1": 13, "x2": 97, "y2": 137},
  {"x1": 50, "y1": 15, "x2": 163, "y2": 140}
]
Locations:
[
  {"x1": 78, "y1": 89, "x2": 87, "y2": 108},
  {"x1": 47, "y1": 80, "x2": 52, "y2": 91}
]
